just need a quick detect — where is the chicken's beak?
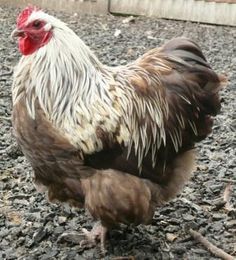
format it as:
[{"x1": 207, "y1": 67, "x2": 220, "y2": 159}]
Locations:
[{"x1": 11, "y1": 28, "x2": 25, "y2": 40}]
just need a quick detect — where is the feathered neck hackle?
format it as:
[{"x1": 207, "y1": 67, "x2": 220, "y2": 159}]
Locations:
[
  {"x1": 12, "y1": 18, "x2": 127, "y2": 154},
  {"x1": 13, "y1": 18, "x2": 115, "y2": 119}
]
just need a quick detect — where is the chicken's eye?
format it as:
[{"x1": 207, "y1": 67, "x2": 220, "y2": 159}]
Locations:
[{"x1": 32, "y1": 20, "x2": 42, "y2": 29}]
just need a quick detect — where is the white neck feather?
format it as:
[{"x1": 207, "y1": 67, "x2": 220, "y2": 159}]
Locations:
[{"x1": 12, "y1": 22, "x2": 123, "y2": 153}]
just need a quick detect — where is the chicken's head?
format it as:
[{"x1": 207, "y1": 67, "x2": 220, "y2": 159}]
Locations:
[{"x1": 11, "y1": 6, "x2": 53, "y2": 56}]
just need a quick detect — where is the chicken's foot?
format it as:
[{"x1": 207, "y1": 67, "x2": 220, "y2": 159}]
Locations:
[{"x1": 80, "y1": 222, "x2": 108, "y2": 255}]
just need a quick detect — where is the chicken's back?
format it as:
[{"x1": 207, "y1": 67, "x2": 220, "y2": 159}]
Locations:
[{"x1": 87, "y1": 37, "x2": 226, "y2": 181}]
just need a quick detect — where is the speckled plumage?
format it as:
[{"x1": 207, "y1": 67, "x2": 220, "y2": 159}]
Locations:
[{"x1": 12, "y1": 8, "x2": 226, "y2": 248}]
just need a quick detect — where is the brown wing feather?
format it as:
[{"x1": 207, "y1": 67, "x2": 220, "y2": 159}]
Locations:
[{"x1": 84, "y1": 37, "x2": 225, "y2": 185}]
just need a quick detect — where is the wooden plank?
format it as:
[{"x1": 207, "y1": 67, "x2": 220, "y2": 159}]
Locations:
[
  {"x1": 0, "y1": 0, "x2": 109, "y2": 14},
  {"x1": 110, "y1": 0, "x2": 236, "y2": 26}
]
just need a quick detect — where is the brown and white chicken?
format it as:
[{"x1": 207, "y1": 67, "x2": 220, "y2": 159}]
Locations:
[{"x1": 11, "y1": 6, "x2": 226, "y2": 253}]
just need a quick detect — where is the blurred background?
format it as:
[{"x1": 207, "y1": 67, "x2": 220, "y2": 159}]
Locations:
[{"x1": 1, "y1": 0, "x2": 236, "y2": 26}]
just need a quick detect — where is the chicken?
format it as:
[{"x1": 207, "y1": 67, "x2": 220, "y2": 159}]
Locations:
[{"x1": 11, "y1": 6, "x2": 226, "y2": 253}]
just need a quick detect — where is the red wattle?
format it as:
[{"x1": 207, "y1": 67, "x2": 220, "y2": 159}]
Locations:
[
  {"x1": 19, "y1": 36, "x2": 36, "y2": 56},
  {"x1": 18, "y1": 31, "x2": 52, "y2": 56}
]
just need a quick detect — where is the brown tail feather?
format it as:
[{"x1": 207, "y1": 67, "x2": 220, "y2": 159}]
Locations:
[{"x1": 162, "y1": 37, "x2": 227, "y2": 116}]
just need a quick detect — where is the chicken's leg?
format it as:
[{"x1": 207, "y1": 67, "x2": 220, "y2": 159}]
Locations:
[
  {"x1": 57, "y1": 221, "x2": 108, "y2": 254},
  {"x1": 80, "y1": 222, "x2": 108, "y2": 255}
]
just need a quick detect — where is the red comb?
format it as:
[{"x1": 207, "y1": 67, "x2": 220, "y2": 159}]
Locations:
[{"x1": 17, "y1": 6, "x2": 40, "y2": 28}]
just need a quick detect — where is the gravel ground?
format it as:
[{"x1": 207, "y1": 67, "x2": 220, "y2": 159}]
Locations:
[{"x1": 0, "y1": 5, "x2": 236, "y2": 260}]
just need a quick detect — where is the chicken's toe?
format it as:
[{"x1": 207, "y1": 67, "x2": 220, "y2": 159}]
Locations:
[{"x1": 57, "y1": 231, "x2": 84, "y2": 244}]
